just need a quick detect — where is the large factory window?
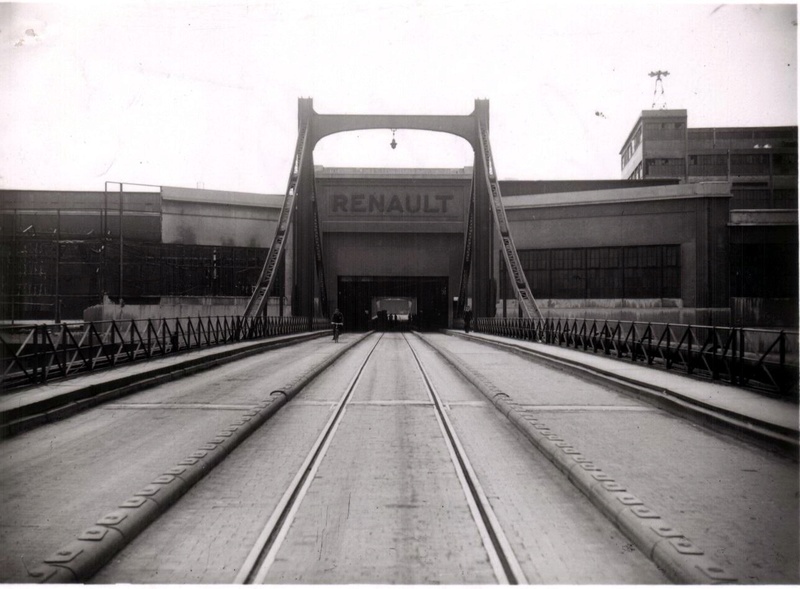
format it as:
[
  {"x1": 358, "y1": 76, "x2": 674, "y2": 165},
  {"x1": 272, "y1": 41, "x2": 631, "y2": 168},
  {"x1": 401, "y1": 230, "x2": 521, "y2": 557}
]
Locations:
[
  {"x1": 644, "y1": 121, "x2": 685, "y2": 140},
  {"x1": 586, "y1": 248, "x2": 622, "y2": 298},
  {"x1": 550, "y1": 249, "x2": 585, "y2": 298},
  {"x1": 624, "y1": 246, "x2": 662, "y2": 298},
  {"x1": 505, "y1": 245, "x2": 681, "y2": 300},
  {"x1": 689, "y1": 154, "x2": 728, "y2": 177},
  {"x1": 774, "y1": 153, "x2": 799, "y2": 175},
  {"x1": 0, "y1": 238, "x2": 272, "y2": 320},
  {"x1": 730, "y1": 153, "x2": 770, "y2": 176},
  {"x1": 645, "y1": 158, "x2": 684, "y2": 177},
  {"x1": 730, "y1": 227, "x2": 798, "y2": 299},
  {"x1": 518, "y1": 250, "x2": 549, "y2": 296}
]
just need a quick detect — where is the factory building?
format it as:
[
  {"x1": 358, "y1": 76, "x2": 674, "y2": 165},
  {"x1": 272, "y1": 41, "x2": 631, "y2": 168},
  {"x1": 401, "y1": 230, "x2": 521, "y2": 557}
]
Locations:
[
  {"x1": 1, "y1": 109, "x2": 795, "y2": 329},
  {"x1": 619, "y1": 110, "x2": 798, "y2": 326},
  {"x1": 0, "y1": 187, "x2": 281, "y2": 321}
]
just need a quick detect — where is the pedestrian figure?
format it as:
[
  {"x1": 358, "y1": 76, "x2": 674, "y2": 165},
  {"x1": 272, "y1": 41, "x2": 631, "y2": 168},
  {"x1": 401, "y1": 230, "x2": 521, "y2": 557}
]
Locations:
[
  {"x1": 331, "y1": 308, "x2": 344, "y2": 342},
  {"x1": 464, "y1": 306, "x2": 473, "y2": 333}
]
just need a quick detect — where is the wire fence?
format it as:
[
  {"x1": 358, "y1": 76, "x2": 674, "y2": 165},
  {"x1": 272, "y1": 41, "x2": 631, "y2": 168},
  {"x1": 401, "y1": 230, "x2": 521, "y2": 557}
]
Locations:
[
  {"x1": 1, "y1": 315, "x2": 330, "y2": 392},
  {"x1": 476, "y1": 317, "x2": 799, "y2": 399}
]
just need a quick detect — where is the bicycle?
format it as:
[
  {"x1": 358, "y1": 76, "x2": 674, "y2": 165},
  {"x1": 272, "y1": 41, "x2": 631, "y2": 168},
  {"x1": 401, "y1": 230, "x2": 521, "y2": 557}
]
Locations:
[{"x1": 331, "y1": 322, "x2": 343, "y2": 343}]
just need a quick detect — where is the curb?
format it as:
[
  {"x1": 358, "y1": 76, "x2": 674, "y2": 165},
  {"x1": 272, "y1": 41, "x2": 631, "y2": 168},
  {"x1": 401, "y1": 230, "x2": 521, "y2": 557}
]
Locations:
[
  {"x1": 417, "y1": 332, "x2": 738, "y2": 585},
  {"x1": 24, "y1": 332, "x2": 372, "y2": 583},
  {"x1": 451, "y1": 331, "x2": 799, "y2": 457},
  {"x1": 1, "y1": 331, "x2": 326, "y2": 439}
]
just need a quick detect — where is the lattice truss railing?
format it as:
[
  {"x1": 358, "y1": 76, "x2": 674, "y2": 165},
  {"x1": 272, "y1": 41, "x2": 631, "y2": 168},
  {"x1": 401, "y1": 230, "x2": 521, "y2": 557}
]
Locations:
[
  {"x1": 475, "y1": 123, "x2": 543, "y2": 320},
  {"x1": 0, "y1": 316, "x2": 329, "y2": 391}
]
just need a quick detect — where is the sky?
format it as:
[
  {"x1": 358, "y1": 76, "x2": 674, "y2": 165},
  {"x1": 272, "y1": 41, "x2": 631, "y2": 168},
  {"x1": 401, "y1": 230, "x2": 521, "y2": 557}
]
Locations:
[{"x1": 0, "y1": 1, "x2": 797, "y2": 194}]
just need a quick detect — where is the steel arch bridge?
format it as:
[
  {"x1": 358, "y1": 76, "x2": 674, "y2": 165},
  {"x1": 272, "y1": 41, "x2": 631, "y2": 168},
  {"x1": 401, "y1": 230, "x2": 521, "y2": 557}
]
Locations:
[{"x1": 243, "y1": 98, "x2": 542, "y2": 323}]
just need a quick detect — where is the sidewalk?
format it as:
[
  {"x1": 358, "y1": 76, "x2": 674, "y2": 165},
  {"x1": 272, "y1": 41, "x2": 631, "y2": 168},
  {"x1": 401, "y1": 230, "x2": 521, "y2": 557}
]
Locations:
[
  {"x1": 447, "y1": 330, "x2": 799, "y2": 453},
  {"x1": 0, "y1": 331, "x2": 327, "y2": 438}
]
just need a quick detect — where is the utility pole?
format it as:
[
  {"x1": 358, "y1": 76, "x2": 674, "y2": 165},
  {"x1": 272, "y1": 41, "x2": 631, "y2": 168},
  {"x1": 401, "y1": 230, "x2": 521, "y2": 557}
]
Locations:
[
  {"x1": 11, "y1": 209, "x2": 16, "y2": 324},
  {"x1": 55, "y1": 207, "x2": 61, "y2": 323},
  {"x1": 102, "y1": 186, "x2": 107, "y2": 299},
  {"x1": 118, "y1": 184, "x2": 123, "y2": 304}
]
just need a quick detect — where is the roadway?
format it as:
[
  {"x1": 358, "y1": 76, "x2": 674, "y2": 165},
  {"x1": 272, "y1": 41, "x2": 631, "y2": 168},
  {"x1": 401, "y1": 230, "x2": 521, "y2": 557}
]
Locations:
[{"x1": 0, "y1": 330, "x2": 797, "y2": 583}]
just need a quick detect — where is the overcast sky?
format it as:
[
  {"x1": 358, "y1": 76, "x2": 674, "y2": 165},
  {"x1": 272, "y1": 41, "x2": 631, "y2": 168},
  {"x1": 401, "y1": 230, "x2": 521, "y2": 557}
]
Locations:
[{"x1": 1, "y1": 1, "x2": 796, "y2": 194}]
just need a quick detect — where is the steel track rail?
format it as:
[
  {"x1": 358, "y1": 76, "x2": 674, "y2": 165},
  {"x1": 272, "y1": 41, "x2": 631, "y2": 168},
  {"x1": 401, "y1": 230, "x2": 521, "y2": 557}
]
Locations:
[
  {"x1": 403, "y1": 332, "x2": 528, "y2": 585},
  {"x1": 234, "y1": 333, "x2": 385, "y2": 584},
  {"x1": 237, "y1": 331, "x2": 527, "y2": 584}
]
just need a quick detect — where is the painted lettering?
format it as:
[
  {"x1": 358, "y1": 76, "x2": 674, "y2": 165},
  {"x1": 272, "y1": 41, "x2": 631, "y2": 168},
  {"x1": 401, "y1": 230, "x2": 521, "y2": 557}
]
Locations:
[
  {"x1": 329, "y1": 192, "x2": 457, "y2": 215},
  {"x1": 350, "y1": 194, "x2": 366, "y2": 213},
  {"x1": 386, "y1": 194, "x2": 404, "y2": 213},
  {"x1": 436, "y1": 193, "x2": 454, "y2": 213},
  {"x1": 369, "y1": 194, "x2": 385, "y2": 212},
  {"x1": 332, "y1": 194, "x2": 348, "y2": 213},
  {"x1": 405, "y1": 194, "x2": 421, "y2": 213}
]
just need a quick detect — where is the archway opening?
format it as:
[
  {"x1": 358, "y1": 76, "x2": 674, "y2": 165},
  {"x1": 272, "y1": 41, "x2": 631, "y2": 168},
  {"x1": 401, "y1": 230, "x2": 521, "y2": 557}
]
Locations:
[{"x1": 313, "y1": 128, "x2": 474, "y2": 170}]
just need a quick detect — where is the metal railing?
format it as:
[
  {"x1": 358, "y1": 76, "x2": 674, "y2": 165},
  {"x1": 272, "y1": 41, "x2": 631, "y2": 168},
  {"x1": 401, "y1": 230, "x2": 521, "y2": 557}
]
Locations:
[
  {"x1": 1, "y1": 316, "x2": 331, "y2": 391},
  {"x1": 475, "y1": 317, "x2": 799, "y2": 399}
]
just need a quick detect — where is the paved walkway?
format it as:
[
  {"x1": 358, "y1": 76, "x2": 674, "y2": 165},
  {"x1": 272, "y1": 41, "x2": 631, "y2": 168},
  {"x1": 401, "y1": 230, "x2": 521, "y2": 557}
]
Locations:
[
  {"x1": 446, "y1": 330, "x2": 799, "y2": 450},
  {"x1": 0, "y1": 332, "x2": 326, "y2": 437}
]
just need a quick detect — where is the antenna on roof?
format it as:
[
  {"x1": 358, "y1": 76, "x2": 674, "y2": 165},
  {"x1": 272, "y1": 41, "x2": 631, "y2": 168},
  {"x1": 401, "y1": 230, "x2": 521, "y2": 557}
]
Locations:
[{"x1": 648, "y1": 70, "x2": 669, "y2": 109}]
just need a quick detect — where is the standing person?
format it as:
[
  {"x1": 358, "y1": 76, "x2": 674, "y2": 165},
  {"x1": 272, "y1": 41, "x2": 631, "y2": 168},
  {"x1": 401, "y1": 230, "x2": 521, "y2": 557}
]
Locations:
[
  {"x1": 331, "y1": 308, "x2": 344, "y2": 342},
  {"x1": 463, "y1": 306, "x2": 473, "y2": 333}
]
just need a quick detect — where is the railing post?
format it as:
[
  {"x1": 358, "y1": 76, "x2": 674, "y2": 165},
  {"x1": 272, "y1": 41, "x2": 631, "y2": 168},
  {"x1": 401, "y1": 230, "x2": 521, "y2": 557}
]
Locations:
[
  {"x1": 730, "y1": 326, "x2": 737, "y2": 385},
  {"x1": 34, "y1": 325, "x2": 41, "y2": 383},
  {"x1": 778, "y1": 330, "x2": 787, "y2": 395},
  {"x1": 665, "y1": 326, "x2": 672, "y2": 370},
  {"x1": 62, "y1": 323, "x2": 68, "y2": 377},
  {"x1": 739, "y1": 328, "x2": 745, "y2": 384},
  {"x1": 110, "y1": 321, "x2": 116, "y2": 366},
  {"x1": 146, "y1": 320, "x2": 152, "y2": 358},
  {"x1": 711, "y1": 326, "x2": 719, "y2": 381}
]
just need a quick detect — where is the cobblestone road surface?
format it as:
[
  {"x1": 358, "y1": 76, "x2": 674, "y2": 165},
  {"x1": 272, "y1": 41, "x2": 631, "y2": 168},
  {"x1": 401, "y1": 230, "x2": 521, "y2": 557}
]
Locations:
[
  {"x1": 424, "y1": 333, "x2": 800, "y2": 584},
  {"x1": 94, "y1": 333, "x2": 667, "y2": 584},
  {"x1": 4, "y1": 331, "x2": 793, "y2": 584},
  {"x1": 0, "y1": 338, "x2": 342, "y2": 583}
]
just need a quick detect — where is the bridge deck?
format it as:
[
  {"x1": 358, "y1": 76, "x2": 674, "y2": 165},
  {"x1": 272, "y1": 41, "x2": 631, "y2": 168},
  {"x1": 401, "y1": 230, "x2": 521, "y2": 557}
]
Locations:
[
  {"x1": 0, "y1": 330, "x2": 797, "y2": 584},
  {"x1": 2, "y1": 330, "x2": 796, "y2": 445}
]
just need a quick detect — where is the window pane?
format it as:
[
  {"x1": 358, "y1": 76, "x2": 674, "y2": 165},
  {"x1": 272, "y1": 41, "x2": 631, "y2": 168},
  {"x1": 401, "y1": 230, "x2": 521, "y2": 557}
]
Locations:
[{"x1": 520, "y1": 245, "x2": 680, "y2": 299}]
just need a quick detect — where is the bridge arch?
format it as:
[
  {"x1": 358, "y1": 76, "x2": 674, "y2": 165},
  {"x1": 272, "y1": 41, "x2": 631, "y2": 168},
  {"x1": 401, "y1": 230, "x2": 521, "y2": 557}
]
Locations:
[
  {"x1": 245, "y1": 97, "x2": 539, "y2": 325},
  {"x1": 312, "y1": 128, "x2": 475, "y2": 169},
  {"x1": 301, "y1": 98, "x2": 488, "y2": 153}
]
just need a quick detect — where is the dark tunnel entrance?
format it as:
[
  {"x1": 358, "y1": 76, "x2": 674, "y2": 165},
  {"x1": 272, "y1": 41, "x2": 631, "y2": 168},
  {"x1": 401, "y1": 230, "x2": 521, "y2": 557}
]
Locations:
[{"x1": 337, "y1": 276, "x2": 449, "y2": 332}]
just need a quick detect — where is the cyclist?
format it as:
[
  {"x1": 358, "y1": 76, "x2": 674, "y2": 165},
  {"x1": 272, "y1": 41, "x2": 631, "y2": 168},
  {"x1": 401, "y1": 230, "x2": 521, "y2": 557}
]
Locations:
[
  {"x1": 463, "y1": 305, "x2": 473, "y2": 333},
  {"x1": 331, "y1": 308, "x2": 344, "y2": 342}
]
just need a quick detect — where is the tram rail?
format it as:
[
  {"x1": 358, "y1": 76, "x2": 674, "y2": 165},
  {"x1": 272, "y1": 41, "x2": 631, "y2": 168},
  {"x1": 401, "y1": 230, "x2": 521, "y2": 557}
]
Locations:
[
  {"x1": 236, "y1": 332, "x2": 525, "y2": 584},
  {"x1": 30, "y1": 332, "x2": 534, "y2": 583},
  {"x1": 235, "y1": 334, "x2": 385, "y2": 583},
  {"x1": 403, "y1": 333, "x2": 527, "y2": 584},
  {"x1": 13, "y1": 330, "x2": 790, "y2": 584}
]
